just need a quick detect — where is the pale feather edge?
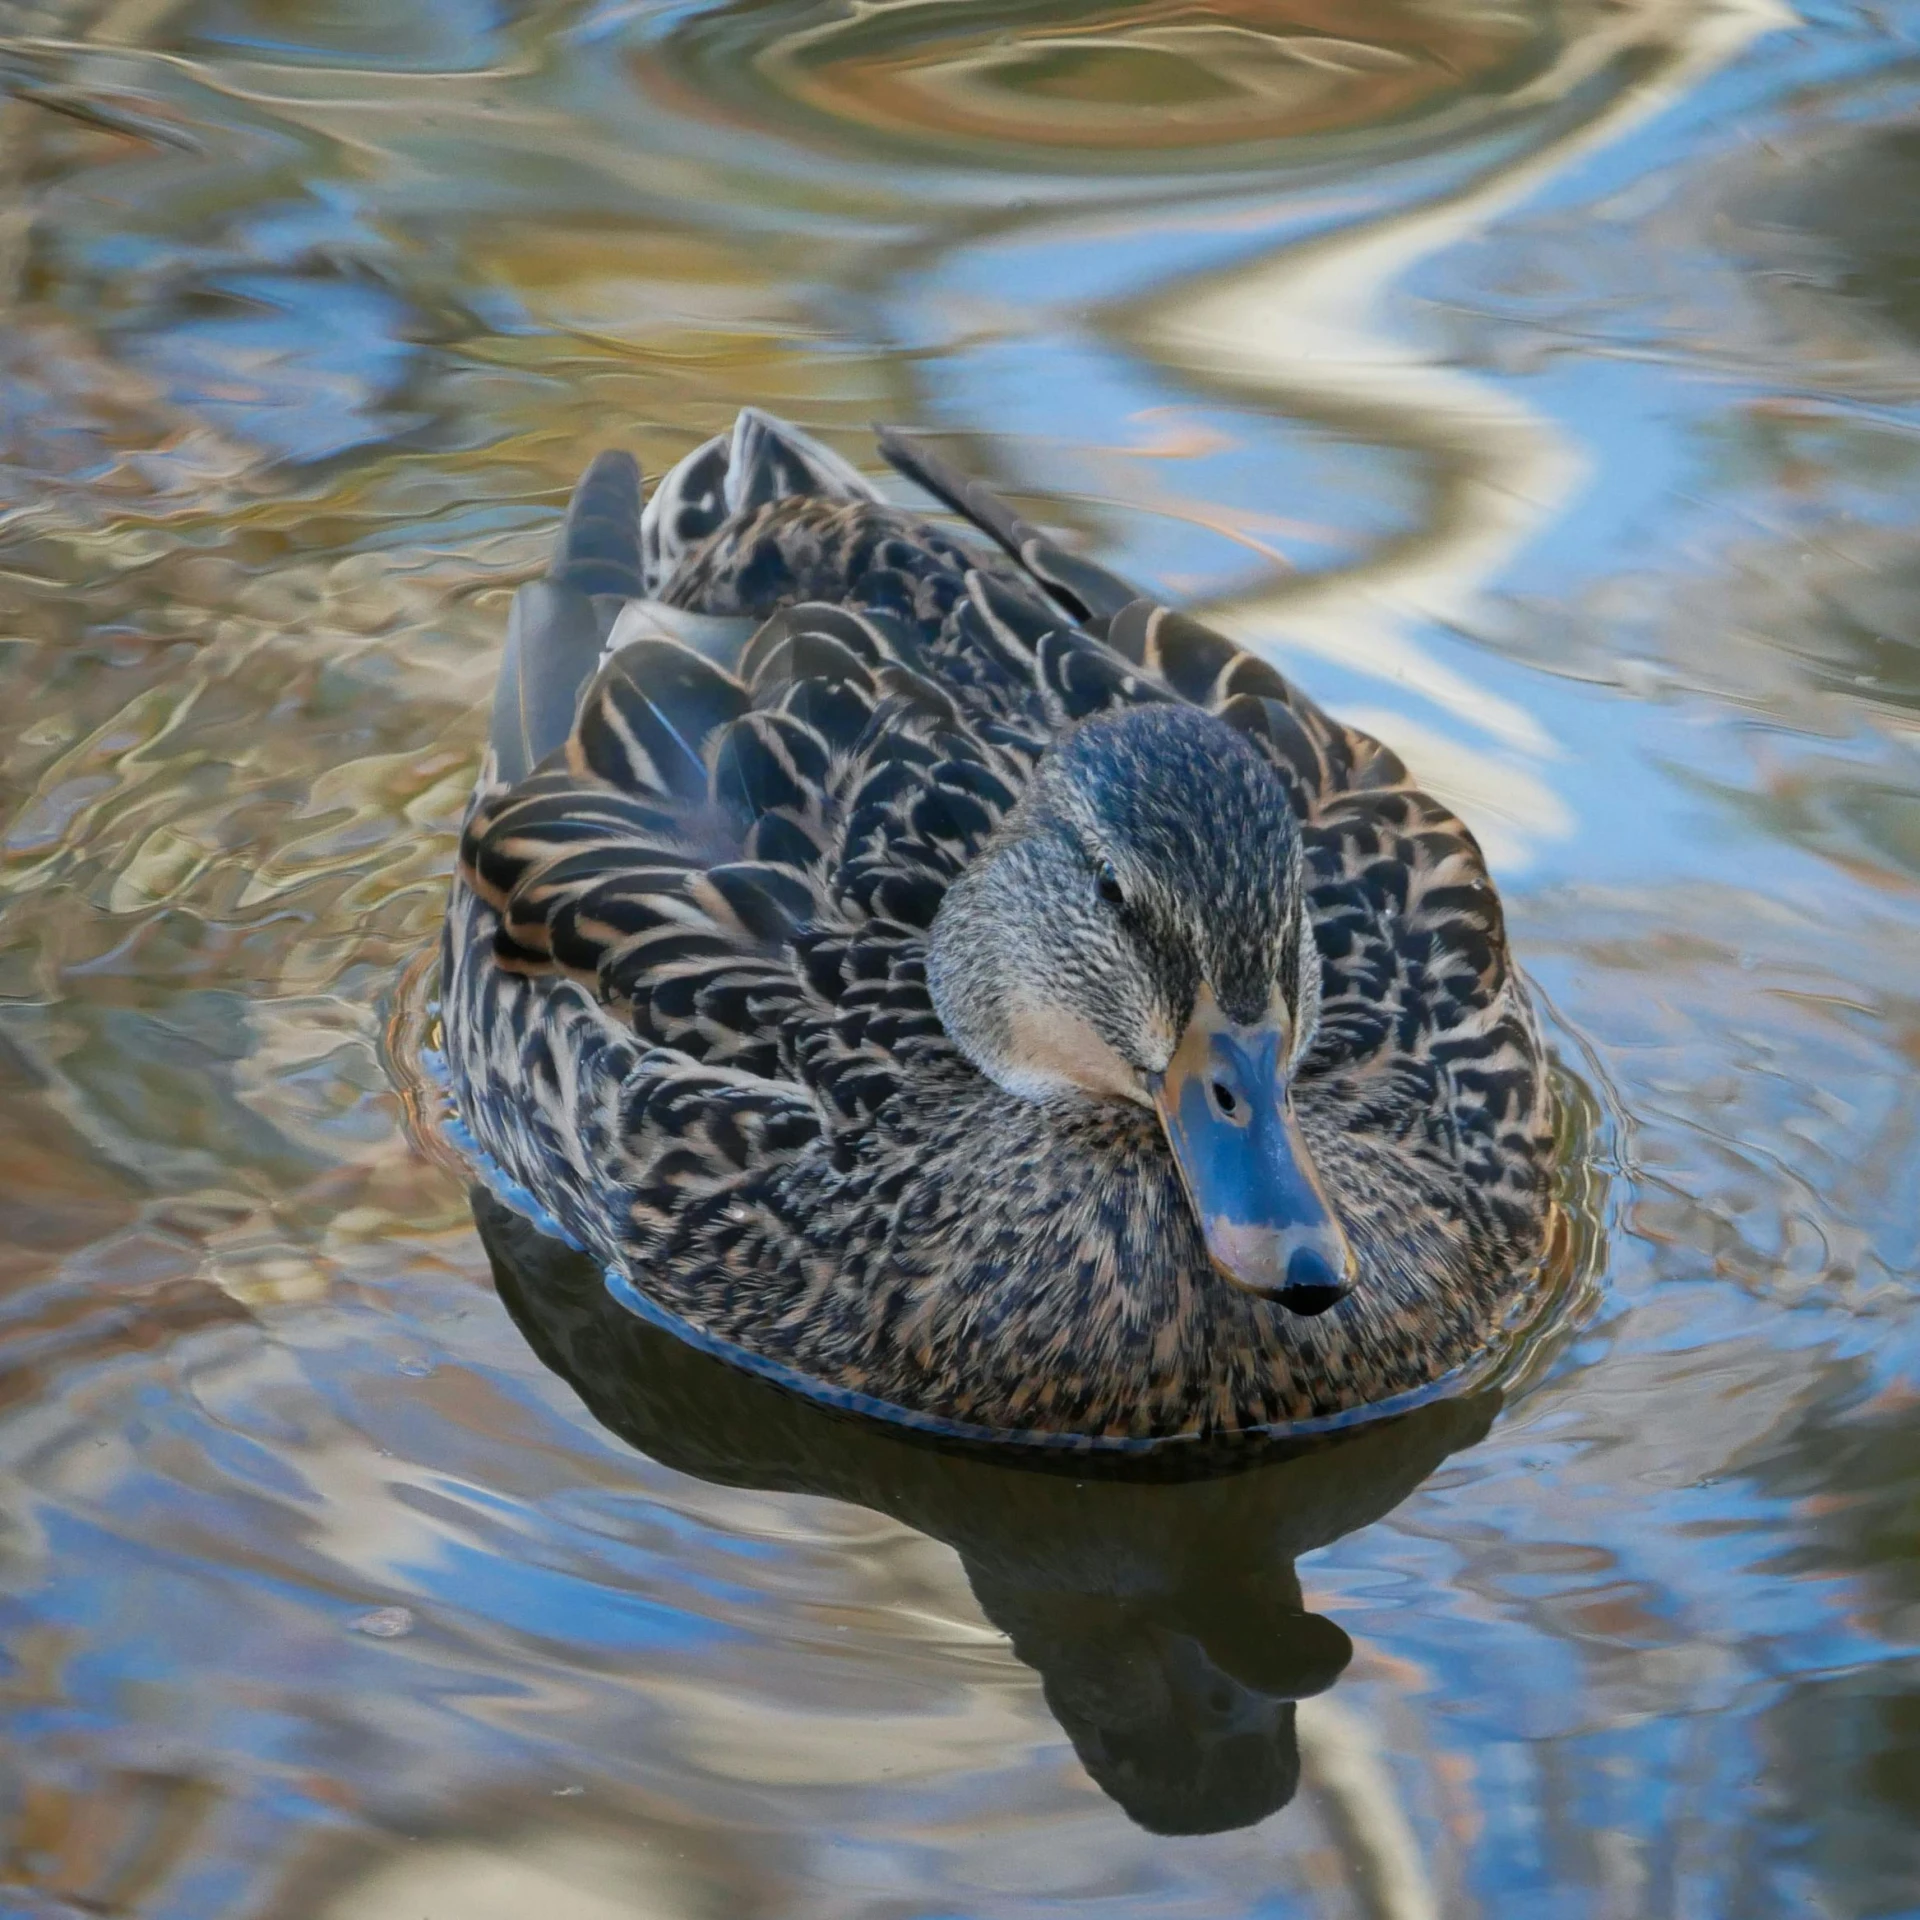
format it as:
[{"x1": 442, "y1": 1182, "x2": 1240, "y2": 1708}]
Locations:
[{"x1": 418, "y1": 1043, "x2": 1488, "y2": 1454}]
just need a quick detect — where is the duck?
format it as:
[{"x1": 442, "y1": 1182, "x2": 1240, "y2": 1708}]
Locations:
[{"x1": 439, "y1": 408, "x2": 1555, "y2": 1443}]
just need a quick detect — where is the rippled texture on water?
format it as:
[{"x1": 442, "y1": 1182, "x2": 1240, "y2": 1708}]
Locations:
[{"x1": 2, "y1": 0, "x2": 1919, "y2": 1912}]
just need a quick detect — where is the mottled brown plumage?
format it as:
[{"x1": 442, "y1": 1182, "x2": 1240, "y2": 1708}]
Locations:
[{"x1": 440, "y1": 411, "x2": 1554, "y2": 1441}]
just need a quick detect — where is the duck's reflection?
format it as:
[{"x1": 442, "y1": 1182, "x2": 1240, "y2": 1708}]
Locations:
[{"x1": 475, "y1": 1190, "x2": 1495, "y2": 1836}]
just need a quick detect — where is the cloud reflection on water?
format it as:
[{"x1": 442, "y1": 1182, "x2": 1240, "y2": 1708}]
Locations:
[{"x1": 1, "y1": 0, "x2": 1919, "y2": 1910}]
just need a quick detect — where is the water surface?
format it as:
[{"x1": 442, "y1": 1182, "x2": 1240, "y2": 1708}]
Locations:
[{"x1": 2, "y1": 0, "x2": 1919, "y2": 1913}]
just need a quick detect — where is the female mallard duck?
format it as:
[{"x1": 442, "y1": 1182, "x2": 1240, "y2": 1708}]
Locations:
[{"x1": 441, "y1": 410, "x2": 1553, "y2": 1443}]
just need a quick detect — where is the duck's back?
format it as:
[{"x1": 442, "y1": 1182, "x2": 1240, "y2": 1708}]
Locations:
[{"x1": 441, "y1": 411, "x2": 1552, "y2": 1435}]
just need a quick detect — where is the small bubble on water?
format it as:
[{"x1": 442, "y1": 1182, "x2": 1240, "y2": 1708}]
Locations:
[
  {"x1": 552, "y1": 1785, "x2": 585, "y2": 1797},
  {"x1": 350, "y1": 1606, "x2": 416, "y2": 1639},
  {"x1": 396, "y1": 1357, "x2": 435, "y2": 1378}
]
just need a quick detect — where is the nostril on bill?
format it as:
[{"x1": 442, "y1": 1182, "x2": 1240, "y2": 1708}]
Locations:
[{"x1": 1276, "y1": 1246, "x2": 1349, "y2": 1317}]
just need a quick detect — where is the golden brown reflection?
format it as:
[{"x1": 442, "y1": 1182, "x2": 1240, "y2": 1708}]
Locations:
[{"x1": 749, "y1": 0, "x2": 1540, "y2": 164}]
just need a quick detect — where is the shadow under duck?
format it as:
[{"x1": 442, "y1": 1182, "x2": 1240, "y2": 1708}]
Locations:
[
  {"x1": 474, "y1": 1187, "x2": 1500, "y2": 1835},
  {"x1": 441, "y1": 410, "x2": 1554, "y2": 1442}
]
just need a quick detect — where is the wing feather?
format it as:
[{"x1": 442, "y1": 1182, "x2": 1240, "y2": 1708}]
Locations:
[{"x1": 457, "y1": 425, "x2": 1544, "y2": 1233}]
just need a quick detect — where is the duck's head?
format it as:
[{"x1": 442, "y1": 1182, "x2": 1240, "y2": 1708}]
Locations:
[{"x1": 927, "y1": 703, "x2": 1354, "y2": 1317}]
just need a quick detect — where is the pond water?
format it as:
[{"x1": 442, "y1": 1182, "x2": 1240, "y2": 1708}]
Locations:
[{"x1": 3, "y1": 0, "x2": 1920, "y2": 1912}]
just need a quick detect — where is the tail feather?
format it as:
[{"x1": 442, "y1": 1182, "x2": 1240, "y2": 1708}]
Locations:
[
  {"x1": 641, "y1": 434, "x2": 729, "y2": 596},
  {"x1": 875, "y1": 426, "x2": 1141, "y2": 632},
  {"x1": 491, "y1": 451, "x2": 645, "y2": 782},
  {"x1": 724, "y1": 407, "x2": 870, "y2": 515},
  {"x1": 552, "y1": 449, "x2": 644, "y2": 600},
  {"x1": 643, "y1": 408, "x2": 874, "y2": 594},
  {"x1": 488, "y1": 417, "x2": 1145, "y2": 785},
  {"x1": 489, "y1": 580, "x2": 607, "y2": 785}
]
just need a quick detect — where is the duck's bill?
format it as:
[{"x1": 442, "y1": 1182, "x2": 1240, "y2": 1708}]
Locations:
[{"x1": 1151, "y1": 988, "x2": 1355, "y2": 1317}]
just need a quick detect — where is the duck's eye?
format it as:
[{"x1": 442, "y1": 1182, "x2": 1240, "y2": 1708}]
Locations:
[{"x1": 1095, "y1": 860, "x2": 1126, "y2": 907}]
